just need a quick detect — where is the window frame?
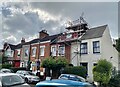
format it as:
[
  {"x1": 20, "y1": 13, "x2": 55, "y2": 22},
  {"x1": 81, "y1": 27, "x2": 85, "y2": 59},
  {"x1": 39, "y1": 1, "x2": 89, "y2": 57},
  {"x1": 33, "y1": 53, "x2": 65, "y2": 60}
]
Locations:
[
  {"x1": 58, "y1": 45, "x2": 65, "y2": 56},
  {"x1": 31, "y1": 47, "x2": 37, "y2": 57},
  {"x1": 51, "y1": 45, "x2": 57, "y2": 56},
  {"x1": 80, "y1": 42, "x2": 88, "y2": 54},
  {"x1": 17, "y1": 49, "x2": 21, "y2": 57},
  {"x1": 40, "y1": 46, "x2": 45, "y2": 56},
  {"x1": 93, "y1": 41, "x2": 100, "y2": 53},
  {"x1": 24, "y1": 48, "x2": 29, "y2": 58}
]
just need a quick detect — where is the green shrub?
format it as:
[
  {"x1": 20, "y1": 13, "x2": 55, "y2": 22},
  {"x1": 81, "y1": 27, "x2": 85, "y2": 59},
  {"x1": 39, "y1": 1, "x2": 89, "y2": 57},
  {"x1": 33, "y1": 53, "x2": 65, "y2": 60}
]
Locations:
[
  {"x1": 41, "y1": 56, "x2": 68, "y2": 78},
  {"x1": 108, "y1": 71, "x2": 120, "y2": 87},
  {"x1": 10, "y1": 67, "x2": 27, "y2": 73},
  {"x1": 62, "y1": 66, "x2": 87, "y2": 78},
  {"x1": 93, "y1": 59, "x2": 112, "y2": 86},
  {"x1": 2, "y1": 63, "x2": 12, "y2": 69}
]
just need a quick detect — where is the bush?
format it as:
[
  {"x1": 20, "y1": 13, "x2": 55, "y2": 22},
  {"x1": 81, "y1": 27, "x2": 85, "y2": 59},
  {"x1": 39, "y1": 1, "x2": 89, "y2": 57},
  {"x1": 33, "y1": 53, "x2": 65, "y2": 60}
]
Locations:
[
  {"x1": 93, "y1": 59, "x2": 112, "y2": 86},
  {"x1": 10, "y1": 67, "x2": 27, "y2": 73},
  {"x1": 62, "y1": 66, "x2": 87, "y2": 78},
  {"x1": 1, "y1": 63, "x2": 12, "y2": 69},
  {"x1": 41, "y1": 56, "x2": 68, "y2": 78},
  {"x1": 108, "y1": 71, "x2": 120, "y2": 87}
]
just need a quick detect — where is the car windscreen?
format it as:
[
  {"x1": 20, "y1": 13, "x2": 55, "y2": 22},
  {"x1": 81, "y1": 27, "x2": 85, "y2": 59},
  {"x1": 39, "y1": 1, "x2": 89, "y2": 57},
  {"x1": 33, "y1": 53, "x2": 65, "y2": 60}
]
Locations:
[
  {"x1": 27, "y1": 71, "x2": 36, "y2": 76},
  {"x1": 2, "y1": 75, "x2": 25, "y2": 86}
]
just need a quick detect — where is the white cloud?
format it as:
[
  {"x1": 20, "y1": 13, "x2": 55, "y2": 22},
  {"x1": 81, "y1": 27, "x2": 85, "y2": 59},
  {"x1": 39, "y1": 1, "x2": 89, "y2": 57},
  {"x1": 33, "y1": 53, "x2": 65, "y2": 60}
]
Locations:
[
  {"x1": 4, "y1": 35, "x2": 17, "y2": 44},
  {"x1": 32, "y1": 8, "x2": 62, "y2": 23},
  {"x1": 1, "y1": 2, "x2": 118, "y2": 49}
]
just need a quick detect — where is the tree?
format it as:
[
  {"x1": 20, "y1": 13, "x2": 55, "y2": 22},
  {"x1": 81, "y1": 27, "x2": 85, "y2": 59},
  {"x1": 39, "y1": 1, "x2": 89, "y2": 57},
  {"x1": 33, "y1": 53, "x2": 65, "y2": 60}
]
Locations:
[
  {"x1": 115, "y1": 38, "x2": 120, "y2": 53},
  {"x1": 108, "y1": 71, "x2": 120, "y2": 87},
  {"x1": 93, "y1": 59, "x2": 112, "y2": 87},
  {"x1": 41, "y1": 56, "x2": 68, "y2": 78}
]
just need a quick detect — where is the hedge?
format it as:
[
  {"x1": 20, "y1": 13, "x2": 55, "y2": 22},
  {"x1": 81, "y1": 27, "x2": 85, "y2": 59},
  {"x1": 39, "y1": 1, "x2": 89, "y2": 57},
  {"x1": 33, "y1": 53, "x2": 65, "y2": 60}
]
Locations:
[
  {"x1": 62, "y1": 66, "x2": 87, "y2": 78},
  {"x1": 10, "y1": 67, "x2": 27, "y2": 73}
]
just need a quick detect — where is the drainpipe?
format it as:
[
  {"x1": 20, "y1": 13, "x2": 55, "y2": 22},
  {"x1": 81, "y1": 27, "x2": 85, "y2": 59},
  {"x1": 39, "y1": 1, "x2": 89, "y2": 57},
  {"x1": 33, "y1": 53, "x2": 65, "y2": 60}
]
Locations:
[
  {"x1": 27, "y1": 42, "x2": 31, "y2": 71},
  {"x1": 36, "y1": 40, "x2": 40, "y2": 77}
]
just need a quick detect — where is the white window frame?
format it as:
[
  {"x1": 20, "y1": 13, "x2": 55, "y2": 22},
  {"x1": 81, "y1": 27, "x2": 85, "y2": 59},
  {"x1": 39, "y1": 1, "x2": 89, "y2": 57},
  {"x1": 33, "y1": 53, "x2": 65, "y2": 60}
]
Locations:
[
  {"x1": 5, "y1": 48, "x2": 14, "y2": 57},
  {"x1": 17, "y1": 49, "x2": 21, "y2": 57},
  {"x1": 51, "y1": 45, "x2": 57, "y2": 56},
  {"x1": 80, "y1": 42, "x2": 88, "y2": 54},
  {"x1": 32, "y1": 47, "x2": 37, "y2": 57},
  {"x1": 40, "y1": 45, "x2": 45, "y2": 56},
  {"x1": 58, "y1": 45, "x2": 65, "y2": 56},
  {"x1": 93, "y1": 41, "x2": 100, "y2": 53},
  {"x1": 24, "y1": 48, "x2": 29, "y2": 58}
]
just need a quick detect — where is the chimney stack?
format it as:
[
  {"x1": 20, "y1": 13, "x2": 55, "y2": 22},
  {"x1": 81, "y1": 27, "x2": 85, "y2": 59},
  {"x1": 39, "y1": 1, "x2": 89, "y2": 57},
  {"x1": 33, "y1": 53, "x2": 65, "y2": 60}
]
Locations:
[
  {"x1": 21, "y1": 38, "x2": 25, "y2": 44},
  {"x1": 39, "y1": 30, "x2": 49, "y2": 39}
]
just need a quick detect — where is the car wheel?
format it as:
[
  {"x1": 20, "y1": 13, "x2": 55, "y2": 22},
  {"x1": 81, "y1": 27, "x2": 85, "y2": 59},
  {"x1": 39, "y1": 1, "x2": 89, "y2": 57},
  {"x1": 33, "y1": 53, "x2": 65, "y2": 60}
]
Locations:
[{"x1": 25, "y1": 78, "x2": 28, "y2": 83}]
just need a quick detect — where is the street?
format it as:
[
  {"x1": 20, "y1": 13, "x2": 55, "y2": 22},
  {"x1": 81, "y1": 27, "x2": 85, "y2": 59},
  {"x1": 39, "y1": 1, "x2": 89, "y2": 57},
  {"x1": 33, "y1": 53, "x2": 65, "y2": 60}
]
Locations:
[{"x1": 29, "y1": 83, "x2": 36, "y2": 87}]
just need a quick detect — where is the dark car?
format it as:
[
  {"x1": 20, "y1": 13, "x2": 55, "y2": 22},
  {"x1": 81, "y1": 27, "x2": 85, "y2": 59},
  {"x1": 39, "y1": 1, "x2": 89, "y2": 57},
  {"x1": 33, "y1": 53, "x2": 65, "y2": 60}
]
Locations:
[
  {"x1": 35, "y1": 79, "x2": 93, "y2": 87},
  {"x1": 0, "y1": 73, "x2": 30, "y2": 87}
]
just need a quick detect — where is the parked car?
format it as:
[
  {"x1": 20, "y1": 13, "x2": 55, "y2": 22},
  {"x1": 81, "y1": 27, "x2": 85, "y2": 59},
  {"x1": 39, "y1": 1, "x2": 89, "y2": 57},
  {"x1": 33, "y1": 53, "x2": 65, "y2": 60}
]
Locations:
[
  {"x1": 58, "y1": 74, "x2": 86, "y2": 82},
  {"x1": 0, "y1": 68, "x2": 14, "y2": 73},
  {"x1": 35, "y1": 79, "x2": 93, "y2": 87},
  {"x1": 16, "y1": 70, "x2": 40, "y2": 83},
  {"x1": 0, "y1": 73, "x2": 30, "y2": 87}
]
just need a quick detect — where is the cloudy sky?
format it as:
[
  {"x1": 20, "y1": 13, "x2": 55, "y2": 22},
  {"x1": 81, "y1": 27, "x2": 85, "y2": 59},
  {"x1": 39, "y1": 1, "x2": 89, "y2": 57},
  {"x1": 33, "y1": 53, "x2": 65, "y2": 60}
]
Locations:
[{"x1": 0, "y1": 1, "x2": 119, "y2": 49}]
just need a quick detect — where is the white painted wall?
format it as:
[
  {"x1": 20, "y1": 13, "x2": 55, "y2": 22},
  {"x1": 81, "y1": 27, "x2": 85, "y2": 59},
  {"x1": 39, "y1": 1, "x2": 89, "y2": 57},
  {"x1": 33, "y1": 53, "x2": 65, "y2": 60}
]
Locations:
[
  {"x1": 101, "y1": 26, "x2": 119, "y2": 70},
  {"x1": 70, "y1": 26, "x2": 119, "y2": 82}
]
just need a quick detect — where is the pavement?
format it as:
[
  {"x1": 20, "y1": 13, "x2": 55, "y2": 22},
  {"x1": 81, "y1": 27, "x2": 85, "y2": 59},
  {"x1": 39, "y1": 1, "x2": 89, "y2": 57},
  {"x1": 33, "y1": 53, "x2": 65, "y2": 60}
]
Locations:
[{"x1": 29, "y1": 83, "x2": 36, "y2": 87}]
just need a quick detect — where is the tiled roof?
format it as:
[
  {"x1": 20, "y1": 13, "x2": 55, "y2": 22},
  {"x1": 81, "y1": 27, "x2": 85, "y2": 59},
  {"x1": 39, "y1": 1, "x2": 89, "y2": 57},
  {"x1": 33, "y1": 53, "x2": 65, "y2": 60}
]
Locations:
[
  {"x1": 6, "y1": 25, "x2": 107, "y2": 50},
  {"x1": 8, "y1": 44, "x2": 16, "y2": 50},
  {"x1": 28, "y1": 34, "x2": 60, "y2": 44},
  {"x1": 15, "y1": 43, "x2": 22, "y2": 49},
  {"x1": 81, "y1": 25, "x2": 107, "y2": 40}
]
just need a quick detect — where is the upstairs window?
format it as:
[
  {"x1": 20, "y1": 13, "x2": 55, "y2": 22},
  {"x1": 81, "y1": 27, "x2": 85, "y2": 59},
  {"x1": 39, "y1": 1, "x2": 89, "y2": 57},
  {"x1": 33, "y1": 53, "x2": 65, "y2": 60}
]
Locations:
[
  {"x1": 17, "y1": 49, "x2": 20, "y2": 57},
  {"x1": 58, "y1": 45, "x2": 65, "y2": 56},
  {"x1": 32, "y1": 47, "x2": 36, "y2": 57},
  {"x1": 80, "y1": 42, "x2": 88, "y2": 54},
  {"x1": 40, "y1": 46, "x2": 45, "y2": 56},
  {"x1": 24, "y1": 48, "x2": 29, "y2": 58},
  {"x1": 51, "y1": 45, "x2": 57, "y2": 56},
  {"x1": 5, "y1": 49, "x2": 14, "y2": 57},
  {"x1": 93, "y1": 41, "x2": 100, "y2": 53}
]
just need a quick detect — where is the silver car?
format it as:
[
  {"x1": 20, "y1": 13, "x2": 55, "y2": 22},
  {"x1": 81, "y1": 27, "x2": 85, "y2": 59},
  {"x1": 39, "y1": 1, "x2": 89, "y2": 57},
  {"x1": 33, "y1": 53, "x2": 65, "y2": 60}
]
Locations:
[
  {"x1": 0, "y1": 73, "x2": 30, "y2": 87},
  {"x1": 0, "y1": 68, "x2": 14, "y2": 73},
  {"x1": 16, "y1": 70, "x2": 40, "y2": 83},
  {"x1": 58, "y1": 74, "x2": 86, "y2": 82}
]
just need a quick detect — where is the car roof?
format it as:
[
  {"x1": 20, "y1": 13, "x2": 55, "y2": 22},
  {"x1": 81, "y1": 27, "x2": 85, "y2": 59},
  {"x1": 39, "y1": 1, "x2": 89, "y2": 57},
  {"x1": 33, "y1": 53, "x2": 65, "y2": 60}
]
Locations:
[
  {"x1": 0, "y1": 73, "x2": 19, "y2": 77},
  {"x1": 36, "y1": 79, "x2": 91, "y2": 86},
  {"x1": 60, "y1": 74, "x2": 80, "y2": 76},
  {"x1": 60, "y1": 74, "x2": 85, "y2": 79}
]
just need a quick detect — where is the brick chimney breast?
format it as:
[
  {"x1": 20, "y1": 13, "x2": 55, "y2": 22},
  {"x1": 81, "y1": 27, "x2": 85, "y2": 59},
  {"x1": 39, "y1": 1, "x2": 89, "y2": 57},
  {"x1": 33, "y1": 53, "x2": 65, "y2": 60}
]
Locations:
[{"x1": 39, "y1": 30, "x2": 49, "y2": 39}]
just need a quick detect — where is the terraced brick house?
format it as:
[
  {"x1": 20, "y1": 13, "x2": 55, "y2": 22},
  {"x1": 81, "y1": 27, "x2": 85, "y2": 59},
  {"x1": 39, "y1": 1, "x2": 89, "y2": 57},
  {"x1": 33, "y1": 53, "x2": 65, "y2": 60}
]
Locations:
[{"x1": 2, "y1": 23, "x2": 119, "y2": 82}]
